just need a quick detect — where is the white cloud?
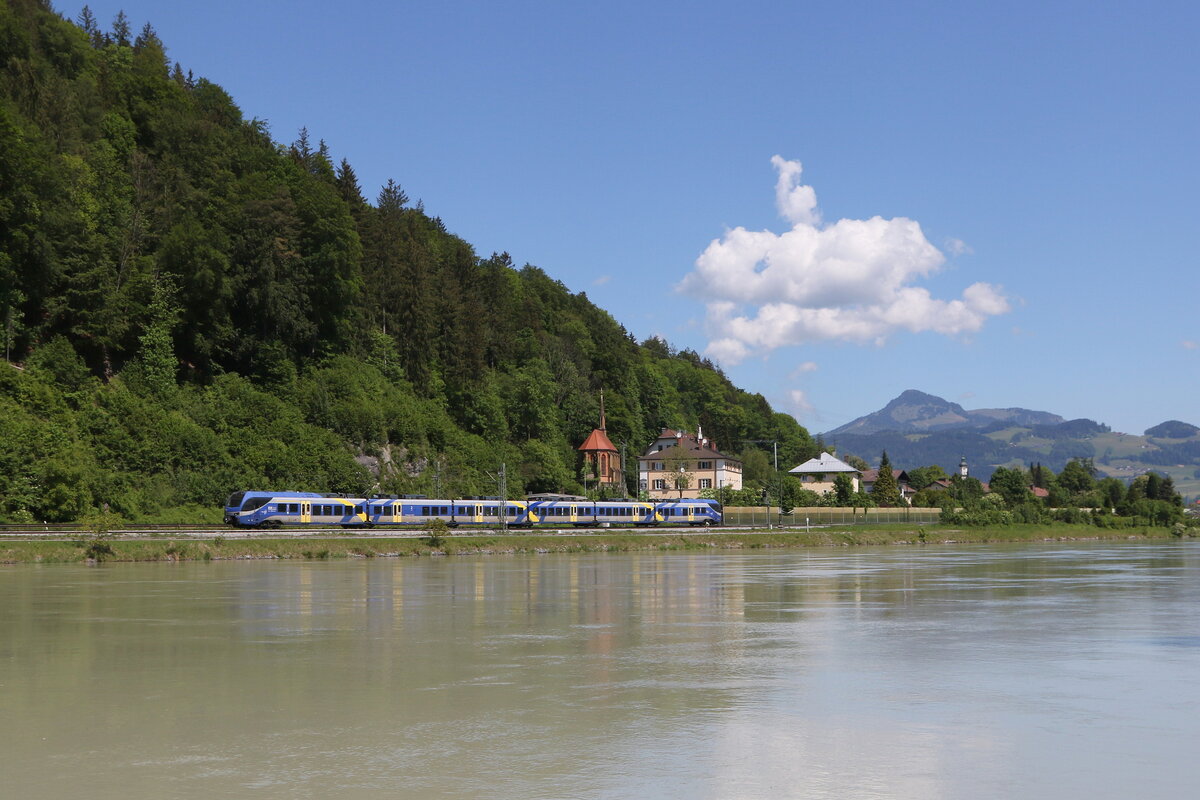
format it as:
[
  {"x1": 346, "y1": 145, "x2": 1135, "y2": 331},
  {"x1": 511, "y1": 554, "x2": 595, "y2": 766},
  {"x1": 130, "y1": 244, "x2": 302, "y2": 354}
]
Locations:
[
  {"x1": 1183, "y1": 340, "x2": 1198, "y2": 350},
  {"x1": 789, "y1": 361, "x2": 818, "y2": 379},
  {"x1": 788, "y1": 389, "x2": 814, "y2": 417},
  {"x1": 945, "y1": 237, "x2": 973, "y2": 256},
  {"x1": 592, "y1": 274, "x2": 612, "y2": 286},
  {"x1": 678, "y1": 157, "x2": 1010, "y2": 364}
]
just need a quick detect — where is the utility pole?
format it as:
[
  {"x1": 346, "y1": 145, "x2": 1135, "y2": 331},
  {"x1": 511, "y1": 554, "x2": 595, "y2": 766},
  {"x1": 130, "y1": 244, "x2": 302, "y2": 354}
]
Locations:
[
  {"x1": 485, "y1": 462, "x2": 508, "y2": 533},
  {"x1": 499, "y1": 462, "x2": 507, "y2": 533},
  {"x1": 620, "y1": 441, "x2": 627, "y2": 498}
]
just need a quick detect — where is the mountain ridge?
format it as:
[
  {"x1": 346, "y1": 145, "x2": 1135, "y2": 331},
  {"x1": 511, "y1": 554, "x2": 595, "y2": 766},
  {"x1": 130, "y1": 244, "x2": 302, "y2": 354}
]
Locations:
[
  {"x1": 820, "y1": 391, "x2": 1199, "y2": 500},
  {"x1": 828, "y1": 389, "x2": 1064, "y2": 436}
]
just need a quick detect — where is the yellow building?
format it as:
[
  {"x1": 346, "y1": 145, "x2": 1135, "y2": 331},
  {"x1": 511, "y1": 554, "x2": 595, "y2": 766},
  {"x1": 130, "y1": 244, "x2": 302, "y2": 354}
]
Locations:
[{"x1": 637, "y1": 428, "x2": 742, "y2": 499}]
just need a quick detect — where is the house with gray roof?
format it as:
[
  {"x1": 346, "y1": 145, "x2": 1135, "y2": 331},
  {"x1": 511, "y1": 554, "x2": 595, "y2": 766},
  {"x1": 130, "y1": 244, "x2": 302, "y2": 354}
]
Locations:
[{"x1": 788, "y1": 452, "x2": 861, "y2": 495}]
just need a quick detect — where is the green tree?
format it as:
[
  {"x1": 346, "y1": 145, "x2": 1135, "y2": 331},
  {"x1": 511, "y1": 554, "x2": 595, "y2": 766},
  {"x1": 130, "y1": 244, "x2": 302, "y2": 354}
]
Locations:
[
  {"x1": 989, "y1": 466, "x2": 1032, "y2": 508},
  {"x1": 871, "y1": 451, "x2": 903, "y2": 507},
  {"x1": 906, "y1": 464, "x2": 948, "y2": 490},
  {"x1": 842, "y1": 452, "x2": 869, "y2": 472},
  {"x1": 833, "y1": 472, "x2": 854, "y2": 505},
  {"x1": 1058, "y1": 458, "x2": 1096, "y2": 495},
  {"x1": 133, "y1": 276, "x2": 179, "y2": 396}
]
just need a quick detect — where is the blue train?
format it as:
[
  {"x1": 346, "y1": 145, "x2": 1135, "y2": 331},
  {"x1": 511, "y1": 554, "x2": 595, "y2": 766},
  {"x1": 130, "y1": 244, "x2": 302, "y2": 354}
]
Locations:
[{"x1": 224, "y1": 491, "x2": 723, "y2": 529}]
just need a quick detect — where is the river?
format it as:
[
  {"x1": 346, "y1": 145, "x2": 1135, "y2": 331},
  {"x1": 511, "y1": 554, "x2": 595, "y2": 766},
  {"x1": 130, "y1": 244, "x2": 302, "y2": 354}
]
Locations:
[{"x1": 3, "y1": 541, "x2": 1199, "y2": 799}]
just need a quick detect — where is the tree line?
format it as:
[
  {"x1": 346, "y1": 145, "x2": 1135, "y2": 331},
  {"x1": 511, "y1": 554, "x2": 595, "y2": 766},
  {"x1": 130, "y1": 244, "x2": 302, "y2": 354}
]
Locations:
[{"x1": 0, "y1": 3, "x2": 817, "y2": 522}]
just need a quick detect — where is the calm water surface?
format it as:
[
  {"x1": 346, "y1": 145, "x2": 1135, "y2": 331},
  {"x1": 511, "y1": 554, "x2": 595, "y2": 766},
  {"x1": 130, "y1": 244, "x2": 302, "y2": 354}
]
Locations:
[{"x1": 4, "y1": 541, "x2": 1200, "y2": 799}]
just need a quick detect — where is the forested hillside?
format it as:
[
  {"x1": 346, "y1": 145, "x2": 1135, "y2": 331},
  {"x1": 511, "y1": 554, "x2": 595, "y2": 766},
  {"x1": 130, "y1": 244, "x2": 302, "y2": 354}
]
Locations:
[{"x1": 0, "y1": 1, "x2": 817, "y2": 522}]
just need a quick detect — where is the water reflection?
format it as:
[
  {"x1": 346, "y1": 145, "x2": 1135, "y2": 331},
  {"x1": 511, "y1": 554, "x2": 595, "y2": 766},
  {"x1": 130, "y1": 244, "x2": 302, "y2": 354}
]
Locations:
[{"x1": 3, "y1": 542, "x2": 1200, "y2": 799}]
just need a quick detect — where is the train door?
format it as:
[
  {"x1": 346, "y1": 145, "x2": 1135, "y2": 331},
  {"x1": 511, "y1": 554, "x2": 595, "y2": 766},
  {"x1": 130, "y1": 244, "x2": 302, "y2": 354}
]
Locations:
[
  {"x1": 473, "y1": 504, "x2": 483, "y2": 523},
  {"x1": 301, "y1": 502, "x2": 311, "y2": 524},
  {"x1": 686, "y1": 504, "x2": 695, "y2": 523},
  {"x1": 569, "y1": 504, "x2": 577, "y2": 523}
]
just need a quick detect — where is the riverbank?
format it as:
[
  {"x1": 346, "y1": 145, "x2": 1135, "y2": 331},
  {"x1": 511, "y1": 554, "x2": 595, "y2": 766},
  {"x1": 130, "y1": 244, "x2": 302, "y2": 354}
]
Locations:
[{"x1": 0, "y1": 524, "x2": 1185, "y2": 564}]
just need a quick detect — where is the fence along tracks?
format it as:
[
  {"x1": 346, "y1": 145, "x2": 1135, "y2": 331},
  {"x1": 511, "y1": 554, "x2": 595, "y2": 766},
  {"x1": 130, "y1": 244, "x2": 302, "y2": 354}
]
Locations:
[{"x1": 0, "y1": 510, "x2": 941, "y2": 539}]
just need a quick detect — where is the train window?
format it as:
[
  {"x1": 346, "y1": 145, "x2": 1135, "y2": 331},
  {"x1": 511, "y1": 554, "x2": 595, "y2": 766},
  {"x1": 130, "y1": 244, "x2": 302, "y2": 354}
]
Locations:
[{"x1": 241, "y1": 496, "x2": 269, "y2": 512}]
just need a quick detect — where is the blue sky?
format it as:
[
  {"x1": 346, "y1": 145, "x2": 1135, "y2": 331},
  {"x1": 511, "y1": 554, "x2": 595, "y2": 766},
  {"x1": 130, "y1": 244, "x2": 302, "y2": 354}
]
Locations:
[{"x1": 79, "y1": 0, "x2": 1198, "y2": 435}]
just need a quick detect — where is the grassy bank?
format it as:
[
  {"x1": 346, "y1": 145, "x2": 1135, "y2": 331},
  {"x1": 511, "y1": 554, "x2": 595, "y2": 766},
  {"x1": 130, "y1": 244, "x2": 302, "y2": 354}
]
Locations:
[{"x1": 0, "y1": 524, "x2": 1184, "y2": 565}]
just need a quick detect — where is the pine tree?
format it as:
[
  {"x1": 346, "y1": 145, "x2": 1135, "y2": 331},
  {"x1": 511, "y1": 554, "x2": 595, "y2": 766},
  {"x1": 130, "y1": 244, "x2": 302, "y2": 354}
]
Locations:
[
  {"x1": 872, "y1": 450, "x2": 903, "y2": 506},
  {"x1": 111, "y1": 10, "x2": 131, "y2": 46},
  {"x1": 78, "y1": 6, "x2": 102, "y2": 47}
]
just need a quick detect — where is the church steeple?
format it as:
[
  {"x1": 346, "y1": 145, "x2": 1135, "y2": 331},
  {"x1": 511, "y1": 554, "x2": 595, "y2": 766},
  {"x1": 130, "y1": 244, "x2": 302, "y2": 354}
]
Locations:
[{"x1": 579, "y1": 388, "x2": 622, "y2": 490}]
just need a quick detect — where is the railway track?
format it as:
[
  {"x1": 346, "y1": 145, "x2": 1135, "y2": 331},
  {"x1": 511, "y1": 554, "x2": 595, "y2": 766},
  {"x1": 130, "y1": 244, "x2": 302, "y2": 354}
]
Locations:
[{"x1": 0, "y1": 524, "x2": 767, "y2": 540}]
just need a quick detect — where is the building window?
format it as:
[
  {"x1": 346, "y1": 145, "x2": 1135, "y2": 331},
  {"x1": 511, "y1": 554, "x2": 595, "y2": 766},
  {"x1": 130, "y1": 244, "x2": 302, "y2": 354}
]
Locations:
[
  {"x1": 653, "y1": 479, "x2": 665, "y2": 490},
  {"x1": 699, "y1": 479, "x2": 712, "y2": 489},
  {"x1": 698, "y1": 461, "x2": 712, "y2": 470}
]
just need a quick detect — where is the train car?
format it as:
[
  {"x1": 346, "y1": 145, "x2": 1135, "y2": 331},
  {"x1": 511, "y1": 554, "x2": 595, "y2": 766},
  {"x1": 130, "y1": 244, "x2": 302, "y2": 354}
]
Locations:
[
  {"x1": 224, "y1": 491, "x2": 722, "y2": 529},
  {"x1": 524, "y1": 497, "x2": 721, "y2": 527}
]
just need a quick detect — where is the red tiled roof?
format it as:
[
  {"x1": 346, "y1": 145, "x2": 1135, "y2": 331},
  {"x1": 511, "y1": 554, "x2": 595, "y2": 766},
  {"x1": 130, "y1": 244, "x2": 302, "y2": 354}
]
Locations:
[
  {"x1": 861, "y1": 469, "x2": 907, "y2": 482},
  {"x1": 579, "y1": 428, "x2": 617, "y2": 452}
]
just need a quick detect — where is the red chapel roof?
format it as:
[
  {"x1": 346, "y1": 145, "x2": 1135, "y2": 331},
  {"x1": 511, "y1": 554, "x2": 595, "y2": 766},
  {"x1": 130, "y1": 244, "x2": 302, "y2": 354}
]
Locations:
[{"x1": 579, "y1": 428, "x2": 617, "y2": 453}]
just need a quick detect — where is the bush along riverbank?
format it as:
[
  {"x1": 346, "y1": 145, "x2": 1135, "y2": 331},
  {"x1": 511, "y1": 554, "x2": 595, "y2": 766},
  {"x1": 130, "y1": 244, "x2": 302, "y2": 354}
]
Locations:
[{"x1": 0, "y1": 524, "x2": 1191, "y2": 565}]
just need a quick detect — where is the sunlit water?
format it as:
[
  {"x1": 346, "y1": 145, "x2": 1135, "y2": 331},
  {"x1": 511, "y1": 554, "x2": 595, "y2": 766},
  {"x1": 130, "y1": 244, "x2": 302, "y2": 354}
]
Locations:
[{"x1": 4, "y1": 541, "x2": 1200, "y2": 799}]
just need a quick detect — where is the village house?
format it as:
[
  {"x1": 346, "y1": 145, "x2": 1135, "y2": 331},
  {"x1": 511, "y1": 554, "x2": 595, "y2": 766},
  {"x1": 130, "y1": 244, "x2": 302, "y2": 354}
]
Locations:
[
  {"x1": 638, "y1": 428, "x2": 742, "y2": 499},
  {"x1": 788, "y1": 452, "x2": 861, "y2": 495},
  {"x1": 860, "y1": 468, "x2": 916, "y2": 504}
]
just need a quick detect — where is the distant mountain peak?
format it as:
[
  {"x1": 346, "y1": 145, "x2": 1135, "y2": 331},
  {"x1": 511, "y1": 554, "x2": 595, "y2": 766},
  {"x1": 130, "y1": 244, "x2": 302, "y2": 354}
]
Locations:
[
  {"x1": 828, "y1": 390, "x2": 1062, "y2": 436},
  {"x1": 1145, "y1": 420, "x2": 1200, "y2": 438}
]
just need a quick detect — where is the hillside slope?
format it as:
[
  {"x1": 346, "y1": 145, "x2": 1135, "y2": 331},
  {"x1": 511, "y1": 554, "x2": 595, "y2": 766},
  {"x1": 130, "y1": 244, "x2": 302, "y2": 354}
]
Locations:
[{"x1": 0, "y1": 3, "x2": 815, "y2": 521}]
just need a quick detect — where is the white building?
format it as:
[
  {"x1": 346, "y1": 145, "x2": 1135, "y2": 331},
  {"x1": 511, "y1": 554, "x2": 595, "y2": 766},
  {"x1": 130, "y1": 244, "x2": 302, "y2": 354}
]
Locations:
[{"x1": 788, "y1": 452, "x2": 861, "y2": 495}]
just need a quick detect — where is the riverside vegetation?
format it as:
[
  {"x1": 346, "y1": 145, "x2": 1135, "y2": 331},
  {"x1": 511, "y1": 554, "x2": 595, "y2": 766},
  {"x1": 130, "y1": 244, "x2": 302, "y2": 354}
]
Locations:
[{"x1": 1, "y1": 523, "x2": 1190, "y2": 565}]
